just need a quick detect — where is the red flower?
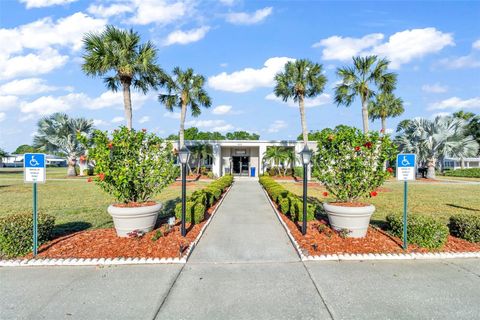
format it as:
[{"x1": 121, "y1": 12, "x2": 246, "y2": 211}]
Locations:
[
  {"x1": 380, "y1": 128, "x2": 385, "y2": 133},
  {"x1": 87, "y1": 177, "x2": 92, "y2": 183},
  {"x1": 354, "y1": 146, "x2": 361, "y2": 152},
  {"x1": 142, "y1": 128, "x2": 147, "y2": 132},
  {"x1": 98, "y1": 173, "x2": 105, "y2": 181},
  {"x1": 323, "y1": 192, "x2": 328, "y2": 197},
  {"x1": 79, "y1": 155, "x2": 86, "y2": 161},
  {"x1": 370, "y1": 191, "x2": 378, "y2": 197},
  {"x1": 108, "y1": 142, "x2": 113, "y2": 149},
  {"x1": 364, "y1": 141, "x2": 372, "y2": 149},
  {"x1": 328, "y1": 134, "x2": 334, "y2": 141},
  {"x1": 387, "y1": 167, "x2": 393, "y2": 173}
]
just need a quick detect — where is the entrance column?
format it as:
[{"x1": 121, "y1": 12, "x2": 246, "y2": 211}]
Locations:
[{"x1": 212, "y1": 143, "x2": 221, "y2": 177}]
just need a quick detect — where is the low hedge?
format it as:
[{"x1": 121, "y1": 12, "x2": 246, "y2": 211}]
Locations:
[
  {"x1": 175, "y1": 175, "x2": 233, "y2": 224},
  {"x1": 0, "y1": 213, "x2": 55, "y2": 258},
  {"x1": 386, "y1": 213, "x2": 449, "y2": 249},
  {"x1": 443, "y1": 168, "x2": 480, "y2": 178},
  {"x1": 259, "y1": 176, "x2": 317, "y2": 222},
  {"x1": 449, "y1": 214, "x2": 480, "y2": 243}
]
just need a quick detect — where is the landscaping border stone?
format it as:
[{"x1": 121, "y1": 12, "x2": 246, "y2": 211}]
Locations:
[
  {"x1": 261, "y1": 186, "x2": 480, "y2": 261},
  {"x1": 0, "y1": 184, "x2": 233, "y2": 268}
]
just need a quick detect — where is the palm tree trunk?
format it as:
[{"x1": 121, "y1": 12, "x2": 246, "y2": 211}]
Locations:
[
  {"x1": 122, "y1": 83, "x2": 133, "y2": 130},
  {"x1": 67, "y1": 157, "x2": 76, "y2": 177},
  {"x1": 381, "y1": 117, "x2": 387, "y2": 133},
  {"x1": 179, "y1": 99, "x2": 187, "y2": 148},
  {"x1": 426, "y1": 157, "x2": 436, "y2": 179},
  {"x1": 299, "y1": 94, "x2": 308, "y2": 145},
  {"x1": 362, "y1": 97, "x2": 369, "y2": 133}
]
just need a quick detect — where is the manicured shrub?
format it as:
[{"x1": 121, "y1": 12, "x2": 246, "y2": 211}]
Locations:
[
  {"x1": 279, "y1": 197, "x2": 290, "y2": 214},
  {"x1": 449, "y1": 214, "x2": 480, "y2": 243},
  {"x1": 444, "y1": 168, "x2": 480, "y2": 178},
  {"x1": 294, "y1": 166, "x2": 304, "y2": 178},
  {"x1": 386, "y1": 213, "x2": 449, "y2": 249},
  {"x1": 0, "y1": 213, "x2": 55, "y2": 258}
]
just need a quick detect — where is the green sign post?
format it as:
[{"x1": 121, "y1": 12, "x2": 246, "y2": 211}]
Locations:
[
  {"x1": 24, "y1": 153, "x2": 46, "y2": 257},
  {"x1": 396, "y1": 154, "x2": 416, "y2": 250}
]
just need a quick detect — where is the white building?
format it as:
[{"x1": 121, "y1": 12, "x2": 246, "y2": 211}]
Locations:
[
  {"x1": 443, "y1": 157, "x2": 480, "y2": 170},
  {"x1": 183, "y1": 140, "x2": 317, "y2": 178}
]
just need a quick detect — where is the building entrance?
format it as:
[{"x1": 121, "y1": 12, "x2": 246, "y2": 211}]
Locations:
[{"x1": 232, "y1": 156, "x2": 249, "y2": 176}]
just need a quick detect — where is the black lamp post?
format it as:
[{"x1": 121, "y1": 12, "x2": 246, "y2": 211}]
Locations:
[
  {"x1": 178, "y1": 146, "x2": 190, "y2": 237},
  {"x1": 300, "y1": 145, "x2": 312, "y2": 236}
]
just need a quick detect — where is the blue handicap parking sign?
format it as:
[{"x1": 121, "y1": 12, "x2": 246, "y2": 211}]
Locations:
[
  {"x1": 24, "y1": 153, "x2": 46, "y2": 168},
  {"x1": 397, "y1": 154, "x2": 416, "y2": 168}
]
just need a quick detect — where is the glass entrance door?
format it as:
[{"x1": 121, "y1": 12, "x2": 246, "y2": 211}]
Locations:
[{"x1": 232, "y1": 156, "x2": 249, "y2": 176}]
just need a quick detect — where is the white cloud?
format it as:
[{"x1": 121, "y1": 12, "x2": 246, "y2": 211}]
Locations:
[
  {"x1": 86, "y1": 91, "x2": 151, "y2": 110},
  {"x1": 138, "y1": 116, "x2": 150, "y2": 123},
  {"x1": 0, "y1": 112, "x2": 6, "y2": 122},
  {"x1": 267, "y1": 120, "x2": 287, "y2": 133},
  {"x1": 208, "y1": 57, "x2": 295, "y2": 93},
  {"x1": 185, "y1": 119, "x2": 234, "y2": 132},
  {"x1": 0, "y1": 78, "x2": 58, "y2": 95},
  {"x1": 164, "y1": 112, "x2": 181, "y2": 119},
  {"x1": 421, "y1": 84, "x2": 448, "y2": 94},
  {"x1": 314, "y1": 28, "x2": 454, "y2": 69},
  {"x1": 428, "y1": 97, "x2": 480, "y2": 110},
  {"x1": 265, "y1": 93, "x2": 331, "y2": 108},
  {"x1": 163, "y1": 26, "x2": 210, "y2": 46},
  {"x1": 87, "y1": 3, "x2": 133, "y2": 18},
  {"x1": 431, "y1": 112, "x2": 451, "y2": 119},
  {"x1": 0, "y1": 12, "x2": 106, "y2": 57},
  {"x1": 111, "y1": 116, "x2": 124, "y2": 123},
  {"x1": 438, "y1": 55, "x2": 480, "y2": 69},
  {"x1": 92, "y1": 119, "x2": 109, "y2": 126},
  {"x1": 0, "y1": 49, "x2": 68, "y2": 80},
  {"x1": 127, "y1": 0, "x2": 187, "y2": 25},
  {"x1": 0, "y1": 95, "x2": 19, "y2": 111},
  {"x1": 20, "y1": 0, "x2": 78, "y2": 9},
  {"x1": 473, "y1": 39, "x2": 480, "y2": 50},
  {"x1": 313, "y1": 33, "x2": 384, "y2": 61},
  {"x1": 212, "y1": 105, "x2": 232, "y2": 115},
  {"x1": 226, "y1": 7, "x2": 273, "y2": 25},
  {"x1": 20, "y1": 93, "x2": 84, "y2": 115}
]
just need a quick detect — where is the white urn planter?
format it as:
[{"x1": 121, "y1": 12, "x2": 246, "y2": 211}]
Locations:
[
  {"x1": 323, "y1": 202, "x2": 375, "y2": 238},
  {"x1": 107, "y1": 202, "x2": 162, "y2": 237}
]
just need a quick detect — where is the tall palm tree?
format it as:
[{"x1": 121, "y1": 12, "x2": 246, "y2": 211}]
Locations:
[
  {"x1": 191, "y1": 144, "x2": 213, "y2": 174},
  {"x1": 335, "y1": 55, "x2": 397, "y2": 133},
  {"x1": 158, "y1": 67, "x2": 211, "y2": 148},
  {"x1": 274, "y1": 59, "x2": 327, "y2": 145},
  {"x1": 368, "y1": 92, "x2": 404, "y2": 132},
  {"x1": 82, "y1": 25, "x2": 161, "y2": 129},
  {"x1": 33, "y1": 113, "x2": 94, "y2": 176},
  {"x1": 263, "y1": 146, "x2": 288, "y2": 176},
  {"x1": 395, "y1": 116, "x2": 479, "y2": 179}
]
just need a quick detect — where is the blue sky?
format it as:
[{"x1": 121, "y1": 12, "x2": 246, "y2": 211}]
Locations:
[{"x1": 0, "y1": 0, "x2": 479, "y2": 152}]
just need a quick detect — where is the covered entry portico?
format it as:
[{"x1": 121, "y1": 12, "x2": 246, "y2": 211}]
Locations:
[{"x1": 184, "y1": 140, "x2": 316, "y2": 178}]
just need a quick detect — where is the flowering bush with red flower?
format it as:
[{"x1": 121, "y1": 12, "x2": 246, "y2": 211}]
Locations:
[
  {"x1": 312, "y1": 126, "x2": 396, "y2": 202},
  {"x1": 83, "y1": 127, "x2": 177, "y2": 203}
]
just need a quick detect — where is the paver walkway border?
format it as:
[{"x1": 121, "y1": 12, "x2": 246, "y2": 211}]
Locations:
[
  {"x1": 0, "y1": 185, "x2": 234, "y2": 268},
  {"x1": 261, "y1": 185, "x2": 480, "y2": 261}
]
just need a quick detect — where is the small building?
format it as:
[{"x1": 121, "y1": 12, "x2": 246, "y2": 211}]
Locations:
[
  {"x1": 182, "y1": 140, "x2": 317, "y2": 178},
  {"x1": 1, "y1": 154, "x2": 24, "y2": 167},
  {"x1": 443, "y1": 157, "x2": 480, "y2": 170}
]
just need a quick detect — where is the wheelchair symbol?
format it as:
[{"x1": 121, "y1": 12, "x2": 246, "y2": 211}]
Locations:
[
  {"x1": 401, "y1": 156, "x2": 411, "y2": 166},
  {"x1": 29, "y1": 156, "x2": 40, "y2": 167}
]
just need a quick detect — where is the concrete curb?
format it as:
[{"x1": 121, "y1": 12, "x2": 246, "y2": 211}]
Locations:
[
  {"x1": 0, "y1": 184, "x2": 233, "y2": 268},
  {"x1": 261, "y1": 185, "x2": 480, "y2": 262}
]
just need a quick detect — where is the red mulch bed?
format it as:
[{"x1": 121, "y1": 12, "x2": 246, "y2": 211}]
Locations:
[
  {"x1": 24, "y1": 192, "x2": 226, "y2": 260},
  {"x1": 280, "y1": 215, "x2": 480, "y2": 256}
]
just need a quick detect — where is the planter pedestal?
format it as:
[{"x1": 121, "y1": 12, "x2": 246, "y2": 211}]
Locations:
[
  {"x1": 323, "y1": 202, "x2": 375, "y2": 238},
  {"x1": 107, "y1": 202, "x2": 162, "y2": 237}
]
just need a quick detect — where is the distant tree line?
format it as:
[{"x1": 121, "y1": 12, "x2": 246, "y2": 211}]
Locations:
[{"x1": 165, "y1": 127, "x2": 260, "y2": 141}]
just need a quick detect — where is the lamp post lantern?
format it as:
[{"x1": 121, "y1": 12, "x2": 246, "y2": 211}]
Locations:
[
  {"x1": 300, "y1": 145, "x2": 312, "y2": 236},
  {"x1": 178, "y1": 146, "x2": 190, "y2": 237}
]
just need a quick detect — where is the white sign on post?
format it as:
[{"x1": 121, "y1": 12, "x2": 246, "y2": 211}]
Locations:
[
  {"x1": 24, "y1": 153, "x2": 46, "y2": 183},
  {"x1": 396, "y1": 154, "x2": 416, "y2": 181}
]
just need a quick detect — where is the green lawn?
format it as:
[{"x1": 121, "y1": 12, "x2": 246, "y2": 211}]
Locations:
[
  {"x1": 0, "y1": 168, "x2": 209, "y2": 236},
  {"x1": 278, "y1": 180, "x2": 480, "y2": 225}
]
